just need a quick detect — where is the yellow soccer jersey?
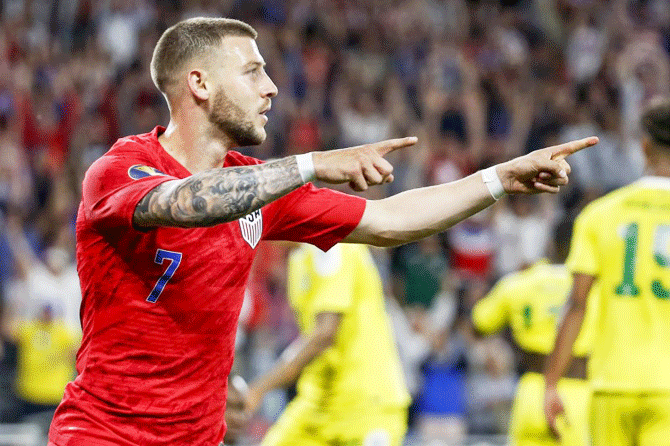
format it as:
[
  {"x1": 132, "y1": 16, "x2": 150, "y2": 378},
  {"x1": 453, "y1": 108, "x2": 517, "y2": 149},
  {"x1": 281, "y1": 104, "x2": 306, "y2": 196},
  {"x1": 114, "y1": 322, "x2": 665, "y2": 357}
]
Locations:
[
  {"x1": 15, "y1": 319, "x2": 79, "y2": 404},
  {"x1": 472, "y1": 260, "x2": 597, "y2": 357},
  {"x1": 287, "y1": 243, "x2": 410, "y2": 411},
  {"x1": 567, "y1": 176, "x2": 670, "y2": 392}
]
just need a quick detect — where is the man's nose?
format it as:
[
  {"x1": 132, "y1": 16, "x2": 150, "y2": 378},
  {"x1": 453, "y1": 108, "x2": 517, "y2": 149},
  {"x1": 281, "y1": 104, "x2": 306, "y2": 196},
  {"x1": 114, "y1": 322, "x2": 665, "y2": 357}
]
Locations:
[{"x1": 262, "y1": 75, "x2": 278, "y2": 98}]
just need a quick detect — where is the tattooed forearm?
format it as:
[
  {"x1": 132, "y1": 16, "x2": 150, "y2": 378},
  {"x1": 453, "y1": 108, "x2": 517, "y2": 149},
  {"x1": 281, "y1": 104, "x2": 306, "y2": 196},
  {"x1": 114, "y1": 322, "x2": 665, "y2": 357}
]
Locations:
[{"x1": 133, "y1": 156, "x2": 303, "y2": 228}]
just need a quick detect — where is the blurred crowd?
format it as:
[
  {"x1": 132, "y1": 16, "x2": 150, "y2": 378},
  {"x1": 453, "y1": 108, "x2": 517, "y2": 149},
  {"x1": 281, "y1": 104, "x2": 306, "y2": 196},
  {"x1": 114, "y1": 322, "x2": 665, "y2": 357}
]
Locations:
[{"x1": 0, "y1": 0, "x2": 668, "y2": 443}]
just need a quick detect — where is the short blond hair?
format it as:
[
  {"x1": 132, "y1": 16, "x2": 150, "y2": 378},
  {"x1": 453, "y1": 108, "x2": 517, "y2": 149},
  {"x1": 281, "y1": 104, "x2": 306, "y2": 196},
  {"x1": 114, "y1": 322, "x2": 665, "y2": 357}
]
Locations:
[{"x1": 150, "y1": 17, "x2": 257, "y2": 94}]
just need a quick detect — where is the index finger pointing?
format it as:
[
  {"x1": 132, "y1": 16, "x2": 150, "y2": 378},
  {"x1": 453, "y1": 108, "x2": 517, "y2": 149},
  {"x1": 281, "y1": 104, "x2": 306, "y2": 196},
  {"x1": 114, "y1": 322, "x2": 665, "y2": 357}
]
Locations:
[
  {"x1": 373, "y1": 136, "x2": 418, "y2": 157},
  {"x1": 550, "y1": 136, "x2": 599, "y2": 161}
]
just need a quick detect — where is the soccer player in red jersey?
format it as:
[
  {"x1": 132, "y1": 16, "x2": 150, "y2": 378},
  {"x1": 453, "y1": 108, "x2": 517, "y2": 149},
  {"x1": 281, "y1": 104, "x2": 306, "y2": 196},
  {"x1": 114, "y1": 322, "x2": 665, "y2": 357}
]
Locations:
[{"x1": 48, "y1": 17, "x2": 597, "y2": 446}]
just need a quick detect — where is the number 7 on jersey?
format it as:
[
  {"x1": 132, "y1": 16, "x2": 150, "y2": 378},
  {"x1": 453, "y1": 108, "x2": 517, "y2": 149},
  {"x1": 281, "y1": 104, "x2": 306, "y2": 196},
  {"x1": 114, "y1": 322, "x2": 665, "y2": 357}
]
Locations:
[{"x1": 147, "y1": 249, "x2": 183, "y2": 303}]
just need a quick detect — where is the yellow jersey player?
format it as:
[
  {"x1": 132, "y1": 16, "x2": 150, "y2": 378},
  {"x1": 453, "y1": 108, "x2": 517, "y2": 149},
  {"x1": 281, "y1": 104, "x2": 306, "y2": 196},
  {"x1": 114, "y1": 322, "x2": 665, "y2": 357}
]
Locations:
[
  {"x1": 472, "y1": 250, "x2": 597, "y2": 446},
  {"x1": 247, "y1": 243, "x2": 410, "y2": 446},
  {"x1": 544, "y1": 97, "x2": 670, "y2": 446}
]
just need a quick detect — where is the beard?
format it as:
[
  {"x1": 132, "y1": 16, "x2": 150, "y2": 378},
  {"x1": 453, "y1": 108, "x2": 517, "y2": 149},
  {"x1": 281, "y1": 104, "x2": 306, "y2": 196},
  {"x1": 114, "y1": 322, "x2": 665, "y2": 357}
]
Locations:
[{"x1": 209, "y1": 87, "x2": 265, "y2": 146}]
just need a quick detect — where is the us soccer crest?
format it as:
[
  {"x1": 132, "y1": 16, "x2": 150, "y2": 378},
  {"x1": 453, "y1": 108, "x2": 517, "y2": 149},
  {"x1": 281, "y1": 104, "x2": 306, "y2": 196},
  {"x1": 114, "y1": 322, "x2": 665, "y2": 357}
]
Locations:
[
  {"x1": 239, "y1": 209, "x2": 262, "y2": 249},
  {"x1": 128, "y1": 165, "x2": 167, "y2": 179}
]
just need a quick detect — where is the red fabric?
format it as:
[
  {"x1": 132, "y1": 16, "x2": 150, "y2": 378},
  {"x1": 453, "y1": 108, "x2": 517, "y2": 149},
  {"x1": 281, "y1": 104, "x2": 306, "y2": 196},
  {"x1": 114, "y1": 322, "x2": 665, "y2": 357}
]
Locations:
[
  {"x1": 450, "y1": 249, "x2": 493, "y2": 279},
  {"x1": 49, "y1": 126, "x2": 365, "y2": 446}
]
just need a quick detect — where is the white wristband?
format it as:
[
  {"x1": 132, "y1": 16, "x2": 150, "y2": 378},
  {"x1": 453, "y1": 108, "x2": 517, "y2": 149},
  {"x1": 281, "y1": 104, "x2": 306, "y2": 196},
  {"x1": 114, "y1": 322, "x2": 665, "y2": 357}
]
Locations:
[
  {"x1": 295, "y1": 153, "x2": 315, "y2": 183},
  {"x1": 481, "y1": 165, "x2": 506, "y2": 200}
]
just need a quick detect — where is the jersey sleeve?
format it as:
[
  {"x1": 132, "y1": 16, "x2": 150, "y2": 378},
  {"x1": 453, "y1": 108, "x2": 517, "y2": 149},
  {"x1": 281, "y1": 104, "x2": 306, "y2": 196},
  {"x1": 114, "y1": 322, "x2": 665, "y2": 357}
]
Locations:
[
  {"x1": 308, "y1": 245, "x2": 355, "y2": 314},
  {"x1": 263, "y1": 184, "x2": 366, "y2": 252},
  {"x1": 472, "y1": 278, "x2": 509, "y2": 334},
  {"x1": 81, "y1": 151, "x2": 176, "y2": 231},
  {"x1": 566, "y1": 206, "x2": 600, "y2": 276}
]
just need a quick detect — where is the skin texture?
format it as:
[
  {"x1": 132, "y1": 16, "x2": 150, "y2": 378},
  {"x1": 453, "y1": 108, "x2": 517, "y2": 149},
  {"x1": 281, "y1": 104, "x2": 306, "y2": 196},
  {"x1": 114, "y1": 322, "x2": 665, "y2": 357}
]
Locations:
[
  {"x1": 543, "y1": 272, "x2": 596, "y2": 439},
  {"x1": 343, "y1": 137, "x2": 598, "y2": 247},
  {"x1": 134, "y1": 157, "x2": 302, "y2": 227},
  {"x1": 245, "y1": 312, "x2": 342, "y2": 415}
]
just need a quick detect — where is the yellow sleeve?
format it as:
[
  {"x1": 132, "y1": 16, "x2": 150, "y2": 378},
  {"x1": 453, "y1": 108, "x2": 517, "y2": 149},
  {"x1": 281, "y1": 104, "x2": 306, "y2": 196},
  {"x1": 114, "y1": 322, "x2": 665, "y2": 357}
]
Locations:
[
  {"x1": 63, "y1": 325, "x2": 82, "y2": 347},
  {"x1": 308, "y1": 245, "x2": 355, "y2": 314},
  {"x1": 14, "y1": 323, "x2": 29, "y2": 344},
  {"x1": 472, "y1": 278, "x2": 509, "y2": 334},
  {"x1": 566, "y1": 206, "x2": 600, "y2": 276}
]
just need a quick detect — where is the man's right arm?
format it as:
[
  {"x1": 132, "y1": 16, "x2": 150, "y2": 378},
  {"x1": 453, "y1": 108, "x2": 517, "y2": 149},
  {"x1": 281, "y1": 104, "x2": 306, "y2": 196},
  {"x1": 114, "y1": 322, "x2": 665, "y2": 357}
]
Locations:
[
  {"x1": 134, "y1": 156, "x2": 303, "y2": 228},
  {"x1": 133, "y1": 137, "x2": 416, "y2": 228}
]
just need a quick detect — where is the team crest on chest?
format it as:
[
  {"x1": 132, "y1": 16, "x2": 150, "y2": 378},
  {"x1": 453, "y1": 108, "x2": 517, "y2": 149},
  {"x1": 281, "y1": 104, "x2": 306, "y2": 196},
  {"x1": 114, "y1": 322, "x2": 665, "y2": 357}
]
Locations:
[
  {"x1": 239, "y1": 210, "x2": 263, "y2": 249},
  {"x1": 128, "y1": 165, "x2": 167, "y2": 179}
]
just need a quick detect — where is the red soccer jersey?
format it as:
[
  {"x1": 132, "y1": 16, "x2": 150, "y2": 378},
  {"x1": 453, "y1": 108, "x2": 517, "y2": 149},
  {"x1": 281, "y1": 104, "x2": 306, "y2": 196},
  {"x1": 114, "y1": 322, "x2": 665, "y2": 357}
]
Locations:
[{"x1": 49, "y1": 127, "x2": 366, "y2": 446}]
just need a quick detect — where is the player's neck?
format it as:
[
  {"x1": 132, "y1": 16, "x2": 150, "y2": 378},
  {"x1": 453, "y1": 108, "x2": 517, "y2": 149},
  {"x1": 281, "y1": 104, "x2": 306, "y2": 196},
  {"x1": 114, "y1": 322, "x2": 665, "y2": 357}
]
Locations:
[
  {"x1": 158, "y1": 117, "x2": 232, "y2": 174},
  {"x1": 650, "y1": 167, "x2": 670, "y2": 178},
  {"x1": 647, "y1": 154, "x2": 670, "y2": 178}
]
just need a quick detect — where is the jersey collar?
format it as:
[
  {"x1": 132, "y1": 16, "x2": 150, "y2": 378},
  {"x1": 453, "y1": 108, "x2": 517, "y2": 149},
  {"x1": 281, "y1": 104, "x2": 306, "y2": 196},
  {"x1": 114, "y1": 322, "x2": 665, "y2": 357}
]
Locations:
[{"x1": 151, "y1": 126, "x2": 193, "y2": 178}]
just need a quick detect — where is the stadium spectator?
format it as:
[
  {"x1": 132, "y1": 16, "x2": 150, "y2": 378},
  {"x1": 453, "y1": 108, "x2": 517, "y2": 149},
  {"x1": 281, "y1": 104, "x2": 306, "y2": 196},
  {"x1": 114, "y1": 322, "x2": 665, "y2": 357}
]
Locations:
[
  {"x1": 12, "y1": 302, "x2": 78, "y2": 438},
  {"x1": 409, "y1": 273, "x2": 468, "y2": 444},
  {"x1": 447, "y1": 210, "x2": 496, "y2": 280},
  {"x1": 394, "y1": 235, "x2": 447, "y2": 309},
  {"x1": 386, "y1": 294, "x2": 432, "y2": 415},
  {"x1": 0, "y1": 288, "x2": 19, "y2": 424},
  {"x1": 465, "y1": 335, "x2": 515, "y2": 435},
  {"x1": 492, "y1": 194, "x2": 555, "y2": 277},
  {"x1": 4, "y1": 211, "x2": 80, "y2": 335}
]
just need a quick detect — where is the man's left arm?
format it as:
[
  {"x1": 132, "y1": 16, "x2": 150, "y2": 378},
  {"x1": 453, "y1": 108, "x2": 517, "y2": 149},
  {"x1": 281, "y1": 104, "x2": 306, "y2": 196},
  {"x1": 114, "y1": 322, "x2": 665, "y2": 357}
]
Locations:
[{"x1": 344, "y1": 137, "x2": 598, "y2": 247}]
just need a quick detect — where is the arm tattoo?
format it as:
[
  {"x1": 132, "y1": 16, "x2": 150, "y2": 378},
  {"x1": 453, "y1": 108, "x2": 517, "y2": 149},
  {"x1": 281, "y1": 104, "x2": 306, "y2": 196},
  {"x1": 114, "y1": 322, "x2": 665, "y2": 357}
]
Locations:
[{"x1": 134, "y1": 156, "x2": 303, "y2": 228}]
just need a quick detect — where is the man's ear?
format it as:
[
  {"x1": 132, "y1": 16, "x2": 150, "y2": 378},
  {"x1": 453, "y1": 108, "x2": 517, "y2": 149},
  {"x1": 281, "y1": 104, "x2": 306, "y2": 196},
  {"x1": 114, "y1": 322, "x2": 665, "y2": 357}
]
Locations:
[{"x1": 187, "y1": 69, "x2": 210, "y2": 102}]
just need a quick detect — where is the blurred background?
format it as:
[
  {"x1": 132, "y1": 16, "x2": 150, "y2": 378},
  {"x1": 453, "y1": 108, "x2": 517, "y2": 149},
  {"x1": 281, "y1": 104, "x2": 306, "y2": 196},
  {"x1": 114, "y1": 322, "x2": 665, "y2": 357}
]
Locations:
[{"x1": 0, "y1": 0, "x2": 667, "y2": 445}]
